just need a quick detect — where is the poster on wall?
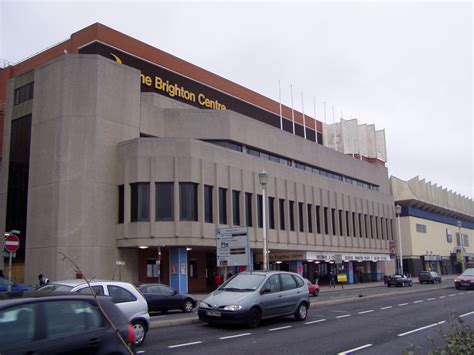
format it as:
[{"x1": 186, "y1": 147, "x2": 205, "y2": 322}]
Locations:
[{"x1": 180, "y1": 263, "x2": 187, "y2": 275}]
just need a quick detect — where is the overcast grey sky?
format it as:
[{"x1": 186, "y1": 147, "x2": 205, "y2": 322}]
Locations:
[{"x1": 1, "y1": 0, "x2": 472, "y2": 198}]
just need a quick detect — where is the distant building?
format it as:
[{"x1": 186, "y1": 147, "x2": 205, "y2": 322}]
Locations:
[
  {"x1": 390, "y1": 176, "x2": 474, "y2": 276},
  {"x1": 1, "y1": 23, "x2": 395, "y2": 291}
]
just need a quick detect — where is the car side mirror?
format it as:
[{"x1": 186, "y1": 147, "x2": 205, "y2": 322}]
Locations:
[{"x1": 260, "y1": 288, "x2": 271, "y2": 294}]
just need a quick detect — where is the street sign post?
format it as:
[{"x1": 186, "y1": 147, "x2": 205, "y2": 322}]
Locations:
[
  {"x1": 216, "y1": 227, "x2": 250, "y2": 275},
  {"x1": 4, "y1": 233, "x2": 20, "y2": 292}
]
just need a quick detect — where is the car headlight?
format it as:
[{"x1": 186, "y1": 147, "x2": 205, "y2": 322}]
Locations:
[
  {"x1": 223, "y1": 304, "x2": 242, "y2": 311},
  {"x1": 454, "y1": 279, "x2": 459, "y2": 283},
  {"x1": 199, "y1": 302, "x2": 211, "y2": 309}
]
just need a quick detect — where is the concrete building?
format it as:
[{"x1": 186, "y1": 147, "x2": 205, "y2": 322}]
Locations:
[
  {"x1": 390, "y1": 176, "x2": 474, "y2": 276},
  {"x1": 1, "y1": 23, "x2": 396, "y2": 292}
]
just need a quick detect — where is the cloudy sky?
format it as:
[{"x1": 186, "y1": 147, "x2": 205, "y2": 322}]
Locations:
[{"x1": 1, "y1": 0, "x2": 472, "y2": 198}]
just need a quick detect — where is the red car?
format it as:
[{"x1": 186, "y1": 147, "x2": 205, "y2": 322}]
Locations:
[
  {"x1": 454, "y1": 268, "x2": 474, "y2": 290},
  {"x1": 304, "y1": 278, "x2": 320, "y2": 296}
]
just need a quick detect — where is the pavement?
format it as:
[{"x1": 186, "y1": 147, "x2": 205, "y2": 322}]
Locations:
[{"x1": 149, "y1": 274, "x2": 458, "y2": 329}]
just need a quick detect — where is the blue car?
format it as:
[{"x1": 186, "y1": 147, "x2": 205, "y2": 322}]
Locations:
[{"x1": 0, "y1": 277, "x2": 33, "y2": 292}]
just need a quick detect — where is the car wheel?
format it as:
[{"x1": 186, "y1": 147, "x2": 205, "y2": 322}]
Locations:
[
  {"x1": 295, "y1": 303, "x2": 308, "y2": 321},
  {"x1": 313, "y1": 290, "x2": 319, "y2": 297},
  {"x1": 247, "y1": 308, "x2": 261, "y2": 328},
  {"x1": 388, "y1": 284, "x2": 391, "y2": 287},
  {"x1": 132, "y1": 320, "x2": 147, "y2": 347},
  {"x1": 409, "y1": 282, "x2": 412, "y2": 287},
  {"x1": 183, "y1": 299, "x2": 194, "y2": 313}
]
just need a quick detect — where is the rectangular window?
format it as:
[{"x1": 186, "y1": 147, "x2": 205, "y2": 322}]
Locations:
[
  {"x1": 279, "y1": 199, "x2": 285, "y2": 230},
  {"x1": 346, "y1": 211, "x2": 350, "y2": 237},
  {"x1": 352, "y1": 212, "x2": 357, "y2": 237},
  {"x1": 219, "y1": 188, "x2": 227, "y2": 224},
  {"x1": 232, "y1": 190, "x2": 240, "y2": 226},
  {"x1": 118, "y1": 185, "x2": 124, "y2": 224},
  {"x1": 257, "y1": 195, "x2": 263, "y2": 228},
  {"x1": 307, "y1": 205, "x2": 313, "y2": 233},
  {"x1": 331, "y1": 208, "x2": 336, "y2": 235},
  {"x1": 204, "y1": 185, "x2": 213, "y2": 223},
  {"x1": 156, "y1": 182, "x2": 174, "y2": 221},
  {"x1": 298, "y1": 202, "x2": 304, "y2": 232},
  {"x1": 324, "y1": 207, "x2": 329, "y2": 234},
  {"x1": 416, "y1": 223, "x2": 427, "y2": 233},
  {"x1": 131, "y1": 182, "x2": 150, "y2": 222},
  {"x1": 289, "y1": 201, "x2": 295, "y2": 231},
  {"x1": 365, "y1": 215, "x2": 370, "y2": 238},
  {"x1": 371, "y1": 216, "x2": 376, "y2": 239},
  {"x1": 359, "y1": 214, "x2": 363, "y2": 238},
  {"x1": 14, "y1": 82, "x2": 34, "y2": 106},
  {"x1": 339, "y1": 210, "x2": 343, "y2": 236},
  {"x1": 268, "y1": 197, "x2": 275, "y2": 229},
  {"x1": 245, "y1": 192, "x2": 252, "y2": 227},
  {"x1": 316, "y1": 206, "x2": 321, "y2": 234},
  {"x1": 179, "y1": 182, "x2": 198, "y2": 221}
]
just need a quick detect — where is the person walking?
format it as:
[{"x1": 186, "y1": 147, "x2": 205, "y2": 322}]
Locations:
[
  {"x1": 313, "y1": 270, "x2": 320, "y2": 285},
  {"x1": 329, "y1": 271, "x2": 336, "y2": 288},
  {"x1": 38, "y1": 274, "x2": 49, "y2": 287}
]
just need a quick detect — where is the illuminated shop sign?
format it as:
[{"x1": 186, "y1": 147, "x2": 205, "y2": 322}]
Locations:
[{"x1": 78, "y1": 42, "x2": 321, "y2": 144}]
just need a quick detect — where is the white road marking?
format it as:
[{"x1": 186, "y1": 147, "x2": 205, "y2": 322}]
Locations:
[
  {"x1": 459, "y1": 292, "x2": 465, "y2": 295},
  {"x1": 305, "y1": 319, "x2": 327, "y2": 324},
  {"x1": 398, "y1": 321, "x2": 445, "y2": 337},
  {"x1": 168, "y1": 341, "x2": 203, "y2": 348},
  {"x1": 336, "y1": 314, "x2": 351, "y2": 319},
  {"x1": 337, "y1": 343, "x2": 373, "y2": 354},
  {"x1": 136, "y1": 351, "x2": 145, "y2": 354},
  {"x1": 413, "y1": 300, "x2": 423, "y2": 303},
  {"x1": 358, "y1": 310, "x2": 374, "y2": 314},
  {"x1": 439, "y1": 296, "x2": 446, "y2": 299},
  {"x1": 398, "y1": 303, "x2": 409, "y2": 306},
  {"x1": 155, "y1": 315, "x2": 167, "y2": 318},
  {"x1": 219, "y1": 333, "x2": 251, "y2": 340},
  {"x1": 448, "y1": 294, "x2": 456, "y2": 297},
  {"x1": 459, "y1": 311, "x2": 474, "y2": 318},
  {"x1": 380, "y1": 306, "x2": 393, "y2": 310},
  {"x1": 426, "y1": 298, "x2": 436, "y2": 300},
  {"x1": 269, "y1": 326, "x2": 292, "y2": 331}
]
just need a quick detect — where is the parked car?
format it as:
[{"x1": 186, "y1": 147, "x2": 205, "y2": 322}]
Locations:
[
  {"x1": 454, "y1": 268, "x2": 474, "y2": 290},
  {"x1": 304, "y1": 278, "x2": 320, "y2": 296},
  {"x1": 387, "y1": 274, "x2": 412, "y2": 287},
  {"x1": 418, "y1": 271, "x2": 442, "y2": 284},
  {"x1": 0, "y1": 291, "x2": 135, "y2": 355},
  {"x1": 0, "y1": 277, "x2": 33, "y2": 292},
  {"x1": 198, "y1": 271, "x2": 310, "y2": 328},
  {"x1": 137, "y1": 283, "x2": 196, "y2": 313},
  {"x1": 38, "y1": 280, "x2": 150, "y2": 347}
]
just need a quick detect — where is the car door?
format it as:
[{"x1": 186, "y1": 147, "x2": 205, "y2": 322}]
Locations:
[
  {"x1": 259, "y1": 275, "x2": 284, "y2": 318},
  {"x1": 106, "y1": 284, "x2": 140, "y2": 320},
  {"x1": 158, "y1": 285, "x2": 180, "y2": 310},
  {"x1": 279, "y1": 274, "x2": 301, "y2": 315},
  {"x1": 141, "y1": 285, "x2": 165, "y2": 312},
  {"x1": 0, "y1": 302, "x2": 38, "y2": 355}
]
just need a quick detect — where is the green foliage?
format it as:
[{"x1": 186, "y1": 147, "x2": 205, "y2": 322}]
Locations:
[{"x1": 430, "y1": 323, "x2": 474, "y2": 355}]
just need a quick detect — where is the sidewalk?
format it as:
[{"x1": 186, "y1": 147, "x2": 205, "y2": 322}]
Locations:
[{"x1": 149, "y1": 274, "x2": 458, "y2": 329}]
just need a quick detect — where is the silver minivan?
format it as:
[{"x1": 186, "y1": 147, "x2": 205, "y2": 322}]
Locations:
[{"x1": 198, "y1": 271, "x2": 310, "y2": 328}]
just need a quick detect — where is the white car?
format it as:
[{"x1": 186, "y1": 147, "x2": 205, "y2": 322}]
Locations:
[{"x1": 38, "y1": 280, "x2": 150, "y2": 347}]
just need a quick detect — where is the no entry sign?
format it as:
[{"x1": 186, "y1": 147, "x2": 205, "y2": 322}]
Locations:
[{"x1": 4, "y1": 234, "x2": 20, "y2": 253}]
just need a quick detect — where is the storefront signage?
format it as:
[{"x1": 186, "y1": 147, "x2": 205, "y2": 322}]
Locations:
[
  {"x1": 269, "y1": 252, "x2": 306, "y2": 262},
  {"x1": 216, "y1": 227, "x2": 249, "y2": 267},
  {"x1": 268, "y1": 251, "x2": 390, "y2": 262}
]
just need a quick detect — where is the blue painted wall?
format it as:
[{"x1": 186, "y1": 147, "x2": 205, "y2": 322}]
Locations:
[{"x1": 169, "y1": 247, "x2": 188, "y2": 293}]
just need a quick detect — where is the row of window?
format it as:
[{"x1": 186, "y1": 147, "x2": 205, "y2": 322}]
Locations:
[
  {"x1": 119, "y1": 182, "x2": 393, "y2": 240},
  {"x1": 204, "y1": 140, "x2": 379, "y2": 191},
  {"x1": 14, "y1": 82, "x2": 34, "y2": 106}
]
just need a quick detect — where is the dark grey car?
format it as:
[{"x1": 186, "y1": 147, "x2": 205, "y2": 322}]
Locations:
[{"x1": 198, "y1": 271, "x2": 310, "y2": 328}]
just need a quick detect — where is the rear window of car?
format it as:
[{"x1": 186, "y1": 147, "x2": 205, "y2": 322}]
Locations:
[
  {"x1": 280, "y1": 274, "x2": 297, "y2": 291},
  {"x1": 420, "y1": 272, "x2": 430, "y2": 276},
  {"x1": 107, "y1": 285, "x2": 137, "y2": 303}
]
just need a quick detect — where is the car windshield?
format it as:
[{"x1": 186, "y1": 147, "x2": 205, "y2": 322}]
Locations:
[
  {"x1": 461, "y1": 268, "x2": 474, "y2": 276},
  {"x1": 39, "y1": 283, "x2": 74, "y2": 291},
  {"x1": 220, "y1": 274, "x2": 265, "y2": 292}
]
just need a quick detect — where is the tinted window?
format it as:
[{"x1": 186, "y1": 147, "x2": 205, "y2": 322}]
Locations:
[
  {"x1": 204, "y1": 185, "x2": 213, "y2": 223},
  {"x1": 293, "y1": 275, "x2": 305, "y2": 288},
  {"x1": 45, "y1": 300, "x2": 103, "y2": 338},
  {"x1": 131, "y1": 182, "x2": 150, "y2": 222},
  {"x1": 219, "y1": 188, "x2": 227, "y2": 224},
  {"x1": 280, "y1": 274, "x2": 297, "y2": 291},
  {"x1": 107, "y1": 285, "x2": 137, "y2": 303},
  {"x1": 142, "y1": 285, "x2": 161, "y2": 294},
  {"x1": 180, "y1": 182, "x2": 198, "y2": 221},
  {"x1": 245, "y1": 192, "x2": 253, "y2": 227},
  {"x1": 77, "y1": 285, "x2": 105, "y2": 296},
  {"x1": 159, "y1": 285, "x2": 175, "y2": 296},
  {"x1": 262, "y1": 275, "x2": 281, "y2": 293},
  {"x1": 0, "y1": 303, "x2": 36, "y2": 348},
  {"x1": 118, "y1": 185, "x2": 124, "y2": 223},
  {"x1": 232, "y1": 190, "x2": 240, "y2": 226},
  {"x1": 156, "y1": 182, "x2": 174, "y2": 221}
]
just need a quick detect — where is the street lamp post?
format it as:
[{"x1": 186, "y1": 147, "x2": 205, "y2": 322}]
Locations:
[
  {"x1": 457, "y1": 220, "x2": 464, "y2": 272},
  {"x1": 395, "y1": 205, "x2": 403, "y2": 275},
  {"x1": 259, "y1": 171, "x2": 269, "y2": 271}
]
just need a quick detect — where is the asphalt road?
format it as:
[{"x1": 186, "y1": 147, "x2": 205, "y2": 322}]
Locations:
[{"x1": 140, "y1": 287, "x2": 473, "y2": 355}]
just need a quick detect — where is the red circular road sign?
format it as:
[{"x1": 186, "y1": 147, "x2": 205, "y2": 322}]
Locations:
[{"x1": 4, "y1": 234, "x2": 20, "y2": 253}]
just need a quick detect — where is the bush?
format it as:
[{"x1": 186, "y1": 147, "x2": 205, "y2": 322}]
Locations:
[{"x1": 430, "y1": 323, "x2": 474, "y2": 355}]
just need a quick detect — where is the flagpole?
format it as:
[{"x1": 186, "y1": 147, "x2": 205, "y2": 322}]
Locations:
[
  {"x1": 291, "y1": 84, "x2": 295, "y2": 134},
  {"x1": 279, "y1": 80, "x2": 283, "y2": 130},
  {"x1": 301, "y1": 92, "x2": 306, "y2": 139}
]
